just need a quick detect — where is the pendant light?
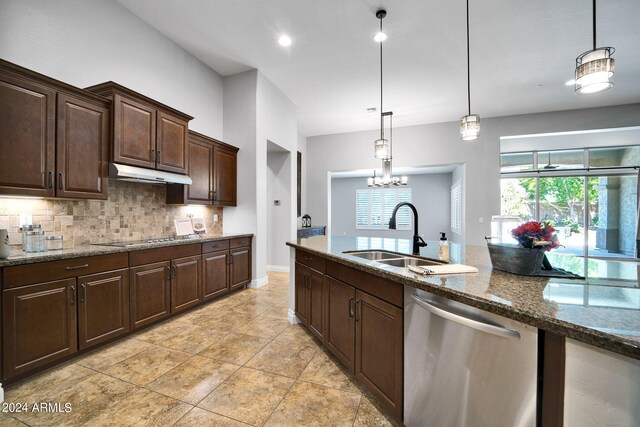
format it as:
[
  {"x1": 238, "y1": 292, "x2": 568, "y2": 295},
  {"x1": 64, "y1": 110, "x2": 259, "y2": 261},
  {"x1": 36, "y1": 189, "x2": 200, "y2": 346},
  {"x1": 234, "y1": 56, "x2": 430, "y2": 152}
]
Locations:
[
  {"x1": 367, "y1": 9, "x2": 407, "y2": 188},
  {"x1": 373, "y1": 9, "x2": 390, "y2": 160},
  {"x1": 460, "y1": 0, "x2": 480, "y2": 141},
  {"x1": 575, "y1": 0, "x2": 615, "y2": 94}
]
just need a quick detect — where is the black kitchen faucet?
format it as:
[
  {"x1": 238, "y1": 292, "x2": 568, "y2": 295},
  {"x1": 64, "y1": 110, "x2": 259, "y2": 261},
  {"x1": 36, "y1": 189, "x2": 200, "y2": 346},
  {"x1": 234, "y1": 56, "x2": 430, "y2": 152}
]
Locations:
[{"x1": 388, "y1": 202, "x2": 427, "y2": 255}]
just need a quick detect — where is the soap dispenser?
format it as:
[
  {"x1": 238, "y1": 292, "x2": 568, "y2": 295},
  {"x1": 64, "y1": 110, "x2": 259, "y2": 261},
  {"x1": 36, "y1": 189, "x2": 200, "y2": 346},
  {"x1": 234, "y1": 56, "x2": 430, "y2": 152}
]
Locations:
[{"x1": 438, "y1": 232, "x2": 449, "y2": 261}]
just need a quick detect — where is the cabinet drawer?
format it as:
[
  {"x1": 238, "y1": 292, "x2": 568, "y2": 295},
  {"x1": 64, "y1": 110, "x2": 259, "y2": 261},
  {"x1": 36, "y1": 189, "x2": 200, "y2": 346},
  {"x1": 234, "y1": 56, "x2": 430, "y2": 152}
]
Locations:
[
  {"x1": 129, "y1": 243, "x2": 200, "y2": 266},
  {"x1": 326, "y1": 260, "x2": 402, "y2": 308},
  {"x1": 230, "y1": 236, "x2": 252, "y2": 249},
  {"x1": 3, "y1": 253, "x2": 129, "y2": 289},
  {"x1": 296, "y1": 250, "x2": 326, "y2": 273},
  {"x1": 202, "y1": 240, "x2": 230, "y2": 253}
]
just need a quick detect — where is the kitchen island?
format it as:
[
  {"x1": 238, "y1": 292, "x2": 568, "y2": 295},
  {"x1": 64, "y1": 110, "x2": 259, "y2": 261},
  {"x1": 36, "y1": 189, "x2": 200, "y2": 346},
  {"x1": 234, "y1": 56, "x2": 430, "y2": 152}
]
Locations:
[{"x1": 287, "y1": 235, "x2": 640, "y2": 425}]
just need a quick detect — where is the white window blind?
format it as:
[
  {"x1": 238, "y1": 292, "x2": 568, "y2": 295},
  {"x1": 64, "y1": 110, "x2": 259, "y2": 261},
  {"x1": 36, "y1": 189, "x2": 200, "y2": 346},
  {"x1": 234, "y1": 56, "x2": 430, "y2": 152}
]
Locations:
[
  {"x1": 356, "y1": 188, "x2": 412, "y2": 230},
  {"x1": 451, "y1": 179, "x2": 462, "y2": 234}
]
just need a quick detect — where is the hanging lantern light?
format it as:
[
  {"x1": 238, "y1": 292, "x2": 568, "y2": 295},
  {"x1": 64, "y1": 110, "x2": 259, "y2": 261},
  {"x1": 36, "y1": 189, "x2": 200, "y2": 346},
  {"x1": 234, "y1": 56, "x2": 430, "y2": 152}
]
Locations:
[
  {"x1": 460, "y1": 0, "x2": 480, "y2": 141},
  {"x1": 574, "y1": 0, "x2": 615, "y2": 94}
]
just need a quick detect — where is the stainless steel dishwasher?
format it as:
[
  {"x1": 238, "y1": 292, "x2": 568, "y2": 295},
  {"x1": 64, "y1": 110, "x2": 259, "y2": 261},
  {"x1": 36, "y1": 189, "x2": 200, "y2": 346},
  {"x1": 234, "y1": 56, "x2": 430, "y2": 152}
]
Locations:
[{"x1": 404, "y1": 286, "x2": 538, "y2": 427}]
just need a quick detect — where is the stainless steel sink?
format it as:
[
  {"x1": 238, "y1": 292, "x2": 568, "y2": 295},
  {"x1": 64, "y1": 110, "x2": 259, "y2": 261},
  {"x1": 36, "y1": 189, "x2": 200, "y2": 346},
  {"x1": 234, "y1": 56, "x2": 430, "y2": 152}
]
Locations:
[
  {"x1": 344, "y1": 250, "x2": 404, "y2": 261},
  {"x1": 376, "y1": 258, "x2": 442, "y2": 268},
  {"x1": 344, "y1": 250, "x2": 445, "y2": 268}
]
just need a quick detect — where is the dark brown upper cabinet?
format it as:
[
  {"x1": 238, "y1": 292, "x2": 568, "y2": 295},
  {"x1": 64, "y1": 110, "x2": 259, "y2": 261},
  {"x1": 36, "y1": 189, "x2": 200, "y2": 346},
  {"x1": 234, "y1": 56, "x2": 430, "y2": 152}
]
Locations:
[
  {"x1": 85, "y1": 82, "x2": 192, "y2": 174},
  {"x1": 166, "y1": 130, "x2": 239, "y2": 206},
  {"x1": 0, "y1": 59, "x2": 110, "y2": 199}
]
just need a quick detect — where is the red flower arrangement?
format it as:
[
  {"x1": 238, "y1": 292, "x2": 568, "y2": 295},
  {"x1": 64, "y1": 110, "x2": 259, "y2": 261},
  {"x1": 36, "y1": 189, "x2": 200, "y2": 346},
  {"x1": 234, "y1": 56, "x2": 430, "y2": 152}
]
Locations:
[{"x1": 511, "y1": 221, "x2": 560, "y2": 252}]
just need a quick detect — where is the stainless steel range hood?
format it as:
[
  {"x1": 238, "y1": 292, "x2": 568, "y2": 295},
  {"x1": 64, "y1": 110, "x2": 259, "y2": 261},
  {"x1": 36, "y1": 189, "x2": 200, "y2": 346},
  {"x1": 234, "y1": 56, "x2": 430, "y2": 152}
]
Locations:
[{"x1": 109, "y1": 163, "x2": 192, "y2": 185}]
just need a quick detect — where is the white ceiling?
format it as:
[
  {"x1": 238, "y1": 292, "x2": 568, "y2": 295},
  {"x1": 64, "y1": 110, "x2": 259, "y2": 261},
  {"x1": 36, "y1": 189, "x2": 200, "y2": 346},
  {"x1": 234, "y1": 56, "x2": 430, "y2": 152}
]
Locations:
[{"x1": 116, "y1": 0, "x2": 640, "y2": 137}]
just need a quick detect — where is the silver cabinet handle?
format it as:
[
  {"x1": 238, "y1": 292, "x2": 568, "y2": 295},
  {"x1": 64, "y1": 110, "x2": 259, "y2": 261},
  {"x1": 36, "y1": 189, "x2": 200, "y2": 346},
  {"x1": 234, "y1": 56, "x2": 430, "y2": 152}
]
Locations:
[
  {"x1": 80, "y1": 284, "x2": 86, "y2": 303},
  {"x1": 65, "y1": 264, "x2": 89, "y2": 271},
  {"x1": 70, "y1": 285, "x2": 76, "y2": 305},
  {"x1": 410, "y1": 294, "x2": 521, "y2": 340}
]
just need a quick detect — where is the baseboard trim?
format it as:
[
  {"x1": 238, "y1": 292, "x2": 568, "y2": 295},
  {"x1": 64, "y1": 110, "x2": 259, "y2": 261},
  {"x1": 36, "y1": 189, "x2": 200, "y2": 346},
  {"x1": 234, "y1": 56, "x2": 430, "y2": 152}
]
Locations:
[
  {"x1": 248, "y1": 275, "x2": 268, "y2": 289},
  {"x1": 288, "y1": 308, "x2": 302, "y2": 324},
  {"x1": 266, "y1": 264, "x2": 290, "y2": 273}
]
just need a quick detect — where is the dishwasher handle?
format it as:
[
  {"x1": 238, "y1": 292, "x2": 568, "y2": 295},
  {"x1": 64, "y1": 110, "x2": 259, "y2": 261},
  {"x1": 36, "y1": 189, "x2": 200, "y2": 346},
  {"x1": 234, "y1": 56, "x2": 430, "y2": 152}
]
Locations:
[{"x1": 411, "y1": 294, "x2": 521, "y2": 340}]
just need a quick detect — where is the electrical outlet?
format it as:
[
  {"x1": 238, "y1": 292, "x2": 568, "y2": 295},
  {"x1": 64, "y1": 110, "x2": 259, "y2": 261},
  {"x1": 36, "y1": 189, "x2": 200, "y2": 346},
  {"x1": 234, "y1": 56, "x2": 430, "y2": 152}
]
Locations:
[
  {"x1": 479, "y1": 217, "x2": 484, "y2": 223},
  {"x1": 213, "y1": 214, "x2": 219, "y2": 222}
]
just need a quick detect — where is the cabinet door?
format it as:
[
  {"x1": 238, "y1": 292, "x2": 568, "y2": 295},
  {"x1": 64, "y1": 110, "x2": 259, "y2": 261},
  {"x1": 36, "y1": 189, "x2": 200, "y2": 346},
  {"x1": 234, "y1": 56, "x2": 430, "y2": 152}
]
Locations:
[
  {"x1": 229, "y1": 246, "x2": 251, "y2": 290},
  {"x1": 0, "y1": 72, "x2": 55, "y2": 197},
  {"x1": 325, "y1": 277, "x2": 356, "y2": 372},
  {"x1": 171, "y1": 255, "x2": 201, "y2": 313},
  {"x1": 2, "y1": 279, "x2": 77, "y2": 379},
  {"x1": 77, "y1": 269, "x2": 129, "y2": 350},
  {"x1": 294, "y1": 262, "x2": 308, "y2": 324},
  {"x1": 213, "y1": 147, "x2": 237, "y2": 206},
  {"x1": 56, "y1": 93, "x2": 110, "y2": 200},
  {"x1": 202, "y1": 251, "x2": 229, "y2": 301},
  {"x1": 307, "y1": 268, "x2": 325, "y2": 342},
  {"x1": 112, "y1": 94, "x2": 156, "y2": 168},
  {"x1": 130, "y1": 261, "x2": 171, "y2": 330},
  {"x1": 185, "y1": 137, "x2": 214, "y2": 204},
  {"x1": 355, "y1": 290, "x2": 403, "y2": 420},
  {"x1": 156, "y1": 110, "x2": 188, "y2": 174}
]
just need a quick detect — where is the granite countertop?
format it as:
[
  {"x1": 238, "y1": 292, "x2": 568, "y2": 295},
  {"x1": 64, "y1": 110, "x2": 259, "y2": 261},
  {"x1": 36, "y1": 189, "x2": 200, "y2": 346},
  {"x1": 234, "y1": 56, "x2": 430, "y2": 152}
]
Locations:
[
  {"x1": 0, "y1": 233, "x2": 253, "y2": 267},
  {"x1": 287, "y1": 235, "x2": 640, "y2": 360}
]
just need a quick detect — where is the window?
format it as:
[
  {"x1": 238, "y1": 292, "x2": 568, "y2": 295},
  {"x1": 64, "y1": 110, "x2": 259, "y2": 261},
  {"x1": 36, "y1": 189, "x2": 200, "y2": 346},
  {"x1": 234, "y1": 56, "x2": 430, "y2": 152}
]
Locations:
[
  {"x1": 500, "y1": 152, "x2": 534, "y2": 173},
  {"x1": 451, "y1": 180, "x2": 462, "y2": 234},
  {"x1": 356, "y1": 188, "x2": 412, "y2": 230}
]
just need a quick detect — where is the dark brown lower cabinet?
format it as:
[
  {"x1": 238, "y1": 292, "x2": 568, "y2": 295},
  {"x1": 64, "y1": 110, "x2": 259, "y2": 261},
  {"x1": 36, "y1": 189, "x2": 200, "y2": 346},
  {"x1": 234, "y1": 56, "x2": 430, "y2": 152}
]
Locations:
[
  {"x1": 2, "y1": 279, "x2": 77, "y2": 379},
  {"x1": 298, "y1": 262, "x2": 404, "y2": 422},
  {"x1": 294, "y1": 262, "x2": 308, "y2": 324},
  {"x1": 171, "y1": 255, "x2": 201, "y2": 313},
  {"x1": 130, "y1": 261, "x2": 171, "y2": 329},
  {"x1": 77, "y1": 269, "x2": 130, "y2": 350},
  {"x1": 355, "y1": 290, "x2": 403, "y2": 420},
  {"x1": 230, "y1": 246, "x2": 251, "y2": 290},
  {"x1": 202, "y1": 250, "x2": 229, "y2": 301},
  {"x1": 325, "y1": 277, "x2": 356, "y2": 371},
  {"x1": 295, "y1": 262, "x2": 325, "y2": 341}
]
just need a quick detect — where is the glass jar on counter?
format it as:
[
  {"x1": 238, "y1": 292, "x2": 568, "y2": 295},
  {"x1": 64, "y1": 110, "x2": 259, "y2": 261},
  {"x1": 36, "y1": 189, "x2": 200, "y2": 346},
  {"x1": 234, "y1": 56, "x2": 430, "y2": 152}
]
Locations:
[
  {"x1": 24, "y1": 230, "x2": 45, "y2": 252},
  {"x1": 45, "y1": 235, "x2": 64, "y2": 251}
]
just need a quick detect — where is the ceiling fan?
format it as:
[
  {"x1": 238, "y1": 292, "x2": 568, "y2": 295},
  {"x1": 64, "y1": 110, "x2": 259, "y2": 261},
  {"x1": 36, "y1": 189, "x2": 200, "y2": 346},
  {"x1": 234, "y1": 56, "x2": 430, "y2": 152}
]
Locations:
[{"x1": 542, "y1": 152, "x2": 559, "y2": 169}]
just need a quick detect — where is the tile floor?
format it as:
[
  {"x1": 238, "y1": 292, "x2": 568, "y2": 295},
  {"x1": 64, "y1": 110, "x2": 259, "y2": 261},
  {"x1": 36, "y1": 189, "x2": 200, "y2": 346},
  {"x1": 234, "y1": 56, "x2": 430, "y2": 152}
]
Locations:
[{"x1": 0, "y1": 272, "x2": 398, "y2": 426}]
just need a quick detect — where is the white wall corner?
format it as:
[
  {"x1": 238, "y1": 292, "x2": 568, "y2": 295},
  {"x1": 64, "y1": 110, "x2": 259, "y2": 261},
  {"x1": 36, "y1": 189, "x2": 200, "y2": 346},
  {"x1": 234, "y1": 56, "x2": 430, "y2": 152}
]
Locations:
[
  {"x1": 266, "y1": 264, "x2": 290, "y2": 273},
  {"x1": 288, "y1": 309, "x2": 302, "y2": 324},
  {"x1": 248, "y1": 275, "x2": 269, "y2": 289}
]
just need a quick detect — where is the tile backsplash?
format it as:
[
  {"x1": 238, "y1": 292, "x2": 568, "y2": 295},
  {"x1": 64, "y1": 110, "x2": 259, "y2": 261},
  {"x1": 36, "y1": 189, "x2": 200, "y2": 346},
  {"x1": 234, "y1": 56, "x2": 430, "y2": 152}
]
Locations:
[{"x1": 0, "y1": 180, "x2": 222, "y2": 247}]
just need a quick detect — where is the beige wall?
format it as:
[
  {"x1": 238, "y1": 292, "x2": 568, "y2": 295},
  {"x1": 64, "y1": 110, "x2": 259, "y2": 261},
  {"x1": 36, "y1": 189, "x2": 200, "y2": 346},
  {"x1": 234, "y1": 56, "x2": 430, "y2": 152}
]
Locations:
[{"x1": 0, "y1": 180, "x2": 222, "y2": 248}]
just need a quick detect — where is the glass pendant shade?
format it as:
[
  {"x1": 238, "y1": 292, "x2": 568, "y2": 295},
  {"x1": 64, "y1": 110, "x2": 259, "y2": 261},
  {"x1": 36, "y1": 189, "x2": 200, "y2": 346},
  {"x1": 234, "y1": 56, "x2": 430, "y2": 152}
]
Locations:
[
  {"x1": 460, "y1": 114, "x2": 480, "y2": 141},
  {"x1": 575, "y1": 47, "x2": 615, "y2": 94},
  {"x1": 382, "y1": 160, "x2": 392, "y2": 183},
  {"x1": 374, "y1": 138, "x2": 390, "y2": 159}
]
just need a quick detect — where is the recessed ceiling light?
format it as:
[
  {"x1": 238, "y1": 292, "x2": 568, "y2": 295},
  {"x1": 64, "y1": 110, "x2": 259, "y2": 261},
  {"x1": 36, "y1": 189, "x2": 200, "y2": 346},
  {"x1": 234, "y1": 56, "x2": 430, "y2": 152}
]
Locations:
[
  {"x1": 278, "y1": 35, "x2": 292, "y2": 47},
  {"x1": 565, "y1": 79, "x2": 576, "y2": 86},
  {"x1": 374, "y1": 32, "x2": 387, "y2": 43}
]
